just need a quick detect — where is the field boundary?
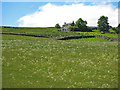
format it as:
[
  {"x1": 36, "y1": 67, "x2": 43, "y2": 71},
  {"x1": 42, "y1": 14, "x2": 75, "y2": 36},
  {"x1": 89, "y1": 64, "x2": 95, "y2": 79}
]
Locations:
[
  {"x1": 58, "y1": 35, "x2": 95, "y2": 40},
  {"x1": 1, "y1": 32, "x2": 119, "y2": 41},
  {"x1": 0, "y1": 33, "x2": 49, "y2": 38},
  {"x1": 95, "y1": 35, "x2": 119, "y2": 41},
  {"x1": 58, "y1": 35, "x2": 119, "y2": 41}
]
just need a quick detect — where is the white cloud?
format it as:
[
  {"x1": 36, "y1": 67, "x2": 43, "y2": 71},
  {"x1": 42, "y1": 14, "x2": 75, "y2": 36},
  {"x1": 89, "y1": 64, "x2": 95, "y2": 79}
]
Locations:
[{"x1": 18, "y1": 3, "x2": 118, "y2": 27}]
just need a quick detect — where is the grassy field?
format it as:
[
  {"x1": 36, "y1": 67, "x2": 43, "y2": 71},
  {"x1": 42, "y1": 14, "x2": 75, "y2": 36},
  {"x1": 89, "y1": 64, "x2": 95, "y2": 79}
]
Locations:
[
  {"x1": 2, "y1": 32, "x2": 118, "y2": 88},
  {"x1": 2, "y1": 27, "x2": 78, "y2": 39},
  {"x1": 76, "y1": 32, "x2": 118, "y2": 38},
  {"x1": 69, "y1": 38, "x2": 111, "y2": 42},
  {"x1": 2, "y1": 27, "x2": 118, "y2": 38}
]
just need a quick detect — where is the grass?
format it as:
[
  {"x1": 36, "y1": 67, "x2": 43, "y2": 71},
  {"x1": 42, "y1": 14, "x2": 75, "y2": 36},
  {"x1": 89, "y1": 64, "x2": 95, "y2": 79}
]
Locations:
[
  {"x1": 100, "y1": 34, "x2": 118, "y2": 38},
  {"x1": 69, "y1": 38, "x2": 111, "y2": 42},
  {"x1": 2, "y1": 27, "x2": 79, "y2": 39},
  {"x1": 2, "y1": 34, "x2": 118, "y2": 88},
  {"x1": 2, "y1": 27, "x2": 118, "y2": 38},
  {"x1": 76, "y1": 32, "x2": 118, "y2": 38},
  {"x1": 2, "y1": 34, "x2": 49, "y2": 40}
]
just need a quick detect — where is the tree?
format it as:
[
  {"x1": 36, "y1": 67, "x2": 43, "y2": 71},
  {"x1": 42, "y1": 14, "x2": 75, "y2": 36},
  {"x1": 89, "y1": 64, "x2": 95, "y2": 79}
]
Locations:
[
  {"x1": 97, "y1": 16, "x2": 109, "y2": 33},
  {"x1": 114, "y1": 24, "x2": 120, "y2": 34},
  {"x1": 55, "y1": 23, "x2": 60, "y2": 28},
  {"x1": 71, "y1": 21, "x2": 75, "y2": 26},
  {"x1": 75, "y1": 18, "x2": 87, "y2": 32}
]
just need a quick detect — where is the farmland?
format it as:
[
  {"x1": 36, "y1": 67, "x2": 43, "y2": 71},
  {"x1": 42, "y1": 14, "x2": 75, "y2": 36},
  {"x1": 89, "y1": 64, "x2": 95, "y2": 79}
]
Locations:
[
  {"x1": 2, "y1": 27, "x2": 118, "y2": 38},
  {"x1": 1, "y1": 27, "x2": 118, "y2": 88}
]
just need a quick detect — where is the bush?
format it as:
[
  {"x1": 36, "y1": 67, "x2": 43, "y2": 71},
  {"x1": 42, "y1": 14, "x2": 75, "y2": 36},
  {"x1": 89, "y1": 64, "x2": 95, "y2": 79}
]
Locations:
[
  {"x1": 68, "y1": 26, "x2": 79, "y2": 31},
  {"x1": 55, "y1": 24, "x2": 61, "y2": 28},
  {"x1": 69, "y1": 26, "x2": 92, "y2": 32},
  {"x1": 113, "y1": 27, "x2": 120, "y2": 34},
  {"x1": 87, "y1": 27, "x2": 97, "y2": 30}
]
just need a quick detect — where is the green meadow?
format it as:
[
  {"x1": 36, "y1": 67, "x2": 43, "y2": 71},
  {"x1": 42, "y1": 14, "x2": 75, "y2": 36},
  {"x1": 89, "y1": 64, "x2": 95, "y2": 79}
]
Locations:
[
  {"x1": 2, "y1": 27, "x2": 118, "y2": 88},
  {"x1": 2, "y1": 27, "x2": 118, "y2": 38},
  {"x1": 69, "y1": 38, "x2": 111, "y2": 42}
]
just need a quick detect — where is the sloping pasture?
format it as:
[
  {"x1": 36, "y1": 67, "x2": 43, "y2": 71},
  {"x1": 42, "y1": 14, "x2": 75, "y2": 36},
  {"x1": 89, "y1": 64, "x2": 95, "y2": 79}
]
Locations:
[{"x1": 2, "y1": 34, "x2": 118, "y2": 88}]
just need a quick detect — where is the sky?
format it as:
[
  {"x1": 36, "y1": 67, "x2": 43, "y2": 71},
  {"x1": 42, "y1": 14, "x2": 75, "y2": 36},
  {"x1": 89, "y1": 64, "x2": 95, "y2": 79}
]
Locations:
[{"x1": 2, "y1": 1, "x2": 120, "y2": 27}]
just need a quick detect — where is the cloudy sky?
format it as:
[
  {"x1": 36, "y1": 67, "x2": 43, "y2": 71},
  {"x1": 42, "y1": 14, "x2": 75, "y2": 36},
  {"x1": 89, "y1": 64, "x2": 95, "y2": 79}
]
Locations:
[{"x1": 2, "y1": 1, "x2": 119, "y2": 27}]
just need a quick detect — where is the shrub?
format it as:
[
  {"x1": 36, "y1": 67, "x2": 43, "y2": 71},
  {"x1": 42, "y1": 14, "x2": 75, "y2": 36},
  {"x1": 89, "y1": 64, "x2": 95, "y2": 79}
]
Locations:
[
  {"x1": 68, "y1": 26, "x2": 79, "y2": 31},
  {"x1": 55, "y1": 24, "x2": 61, "y2": 28}
]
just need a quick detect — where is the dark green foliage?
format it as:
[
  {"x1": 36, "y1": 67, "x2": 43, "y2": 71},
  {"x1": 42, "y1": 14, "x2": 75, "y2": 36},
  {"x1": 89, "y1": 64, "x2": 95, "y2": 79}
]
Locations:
[
  {"x1": 86, "y1": 28, "x2": 93, "y2": 32},
  {"x1": 109, "y1": 25, "x2": 112, "y2": 28},
  {"x1": 118, "y1": 24, "x2": 120, "y2": 27},
  {"x1": 55, "y1": 23, "x2": 61, "y2": 28},
  {"x1": 71, "y1": 21, "x2": 75, "y2": 26},
  {"x1": 116, "y1": 28, "x2": 119, "y2": 34},
  {"x1": 97, "y1": 16, "x2": 109, "y2": 33},
  {"x1": 68, "y1": 26, "x2": 78, "y2": 31},
  {"x1": 75, "y1": 18, "x2": 87, "y2": 32},
  {"x1": 112, "y1": 27, "x2": 120, "y2": 34},
  {"x1": 113, "y1": 24, "x2": 120, "y2": 34},
  {"x1": 116, "y1": 24, "x2": 120, "y2": 34},
  {"x1": 88, "y1": 27, "x2": 97, "y2": 30},
  {"x1": 87, "y1": 27, "x2": 98, "y2": 32}
]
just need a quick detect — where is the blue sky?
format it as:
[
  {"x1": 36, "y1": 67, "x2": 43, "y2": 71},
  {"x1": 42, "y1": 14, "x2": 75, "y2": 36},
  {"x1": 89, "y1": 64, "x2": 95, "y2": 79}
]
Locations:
[
  {"x1": 1, "y1": 0, "x2": 120, "y2": 2},
  {"x1": 2, "y1": 2, "x2": 48, "y2": 26},
  {"x1": 2, "y1": 2, "x2": 119, "y2": 27}
]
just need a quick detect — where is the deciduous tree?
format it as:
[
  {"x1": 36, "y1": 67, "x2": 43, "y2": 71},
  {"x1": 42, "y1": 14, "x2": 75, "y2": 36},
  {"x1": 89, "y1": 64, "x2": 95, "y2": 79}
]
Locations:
[
  {"x1": 75, "y1": 18, "x2": 87, "y2": 32},
  {"x1": 97, "y1": 16, "x2": 109, "y2": 33}
]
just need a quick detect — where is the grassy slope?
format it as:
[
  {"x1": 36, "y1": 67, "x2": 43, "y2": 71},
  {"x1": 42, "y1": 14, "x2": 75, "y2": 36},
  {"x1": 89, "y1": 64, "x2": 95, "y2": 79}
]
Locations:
[
  {"x1": 2, "y1": 35, "x2": 118, "y2": 88},
  {"x1": 69, "y1": 38, "x2": 111, "y2": 42},
  {"x1": 2, "y1": 27, "x2": 78, "y2": 38},
  {"x1": 76, "y1": 32, "x2": 118, "y2": 38},
  {"x1": 2, "y1": 27, "x2": 118, "y2": 38}
]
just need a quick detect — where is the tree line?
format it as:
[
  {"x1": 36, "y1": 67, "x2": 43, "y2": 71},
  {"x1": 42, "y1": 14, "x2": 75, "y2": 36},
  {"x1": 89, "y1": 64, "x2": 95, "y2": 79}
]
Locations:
[{"x1": 55, "y1": 16, "x2": 119, "y2": 34}]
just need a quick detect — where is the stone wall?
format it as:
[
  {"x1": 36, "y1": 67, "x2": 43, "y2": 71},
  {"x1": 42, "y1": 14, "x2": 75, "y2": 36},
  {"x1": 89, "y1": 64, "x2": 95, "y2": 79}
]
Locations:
[{"x1": 95, "y1": 35, "x2": 119, "y2": 41}]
